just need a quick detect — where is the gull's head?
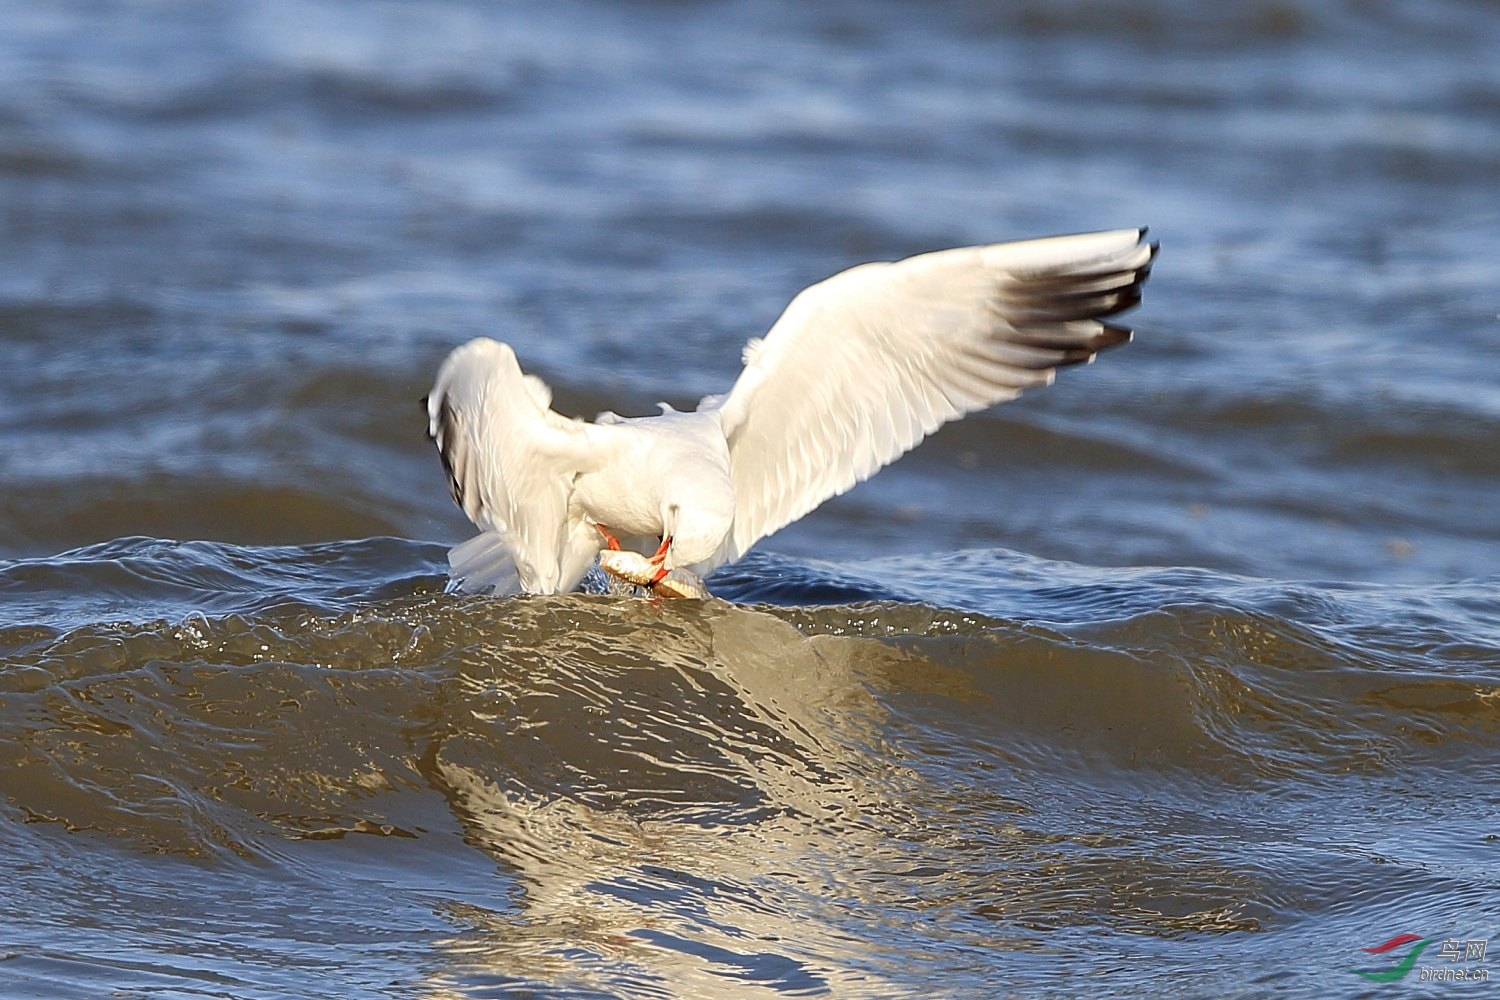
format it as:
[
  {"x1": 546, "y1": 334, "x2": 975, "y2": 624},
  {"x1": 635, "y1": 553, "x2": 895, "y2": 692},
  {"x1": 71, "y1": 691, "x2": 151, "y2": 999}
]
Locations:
[{"x1": 661, "y1": 501, "x2": 731, "y2": 570}]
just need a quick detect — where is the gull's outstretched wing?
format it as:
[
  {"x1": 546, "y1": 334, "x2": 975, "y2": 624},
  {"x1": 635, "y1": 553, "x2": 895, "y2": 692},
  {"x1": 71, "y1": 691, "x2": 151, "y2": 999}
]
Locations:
[
  {"x1": 425, "y1": 337, "x2": 612, "y2": 594},
  {"x1": 702, "y1": 228, "x2": 1156, "y2": 574}
]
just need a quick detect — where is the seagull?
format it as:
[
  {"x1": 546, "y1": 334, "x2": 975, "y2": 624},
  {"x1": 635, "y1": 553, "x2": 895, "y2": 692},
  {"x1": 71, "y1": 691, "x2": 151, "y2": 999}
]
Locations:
[{"x1": 425, "y1": 227, "x2": 1156, "y2": 595}]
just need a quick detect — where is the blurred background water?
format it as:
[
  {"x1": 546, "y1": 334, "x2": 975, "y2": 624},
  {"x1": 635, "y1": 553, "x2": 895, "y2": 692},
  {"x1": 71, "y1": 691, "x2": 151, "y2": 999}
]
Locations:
[{"x1": 1, "y1": 1, "x2": 1498, "y2": 997}]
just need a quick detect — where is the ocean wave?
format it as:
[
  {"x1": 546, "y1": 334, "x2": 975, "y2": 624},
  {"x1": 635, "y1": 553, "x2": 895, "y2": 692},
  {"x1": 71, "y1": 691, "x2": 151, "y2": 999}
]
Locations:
[{"x1": 3, "y1": 539, "x2": 1495, "y2": 888}]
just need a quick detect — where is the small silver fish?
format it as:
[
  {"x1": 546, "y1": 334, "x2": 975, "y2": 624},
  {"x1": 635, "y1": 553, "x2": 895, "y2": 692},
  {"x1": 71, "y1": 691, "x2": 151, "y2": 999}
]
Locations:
[{"x1": 596, "y1": 549, "x2": 711, "y2": 600}]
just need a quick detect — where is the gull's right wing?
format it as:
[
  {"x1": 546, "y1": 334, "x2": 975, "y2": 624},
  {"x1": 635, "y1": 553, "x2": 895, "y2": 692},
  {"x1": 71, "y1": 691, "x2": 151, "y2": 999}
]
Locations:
[{"x1": 700, "y1": 228, "x2": 1156, "y2": 575}]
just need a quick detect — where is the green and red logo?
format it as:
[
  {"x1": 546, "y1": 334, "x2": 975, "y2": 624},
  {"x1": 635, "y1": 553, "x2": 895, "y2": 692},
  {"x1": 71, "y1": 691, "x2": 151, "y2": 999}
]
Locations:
[
  {"x1": 1352, "y1": 934, "x2": 1433, "y2": 982},
  {"x1": 1352, "y1": 933, "x2": 1491, "y2": 983}
]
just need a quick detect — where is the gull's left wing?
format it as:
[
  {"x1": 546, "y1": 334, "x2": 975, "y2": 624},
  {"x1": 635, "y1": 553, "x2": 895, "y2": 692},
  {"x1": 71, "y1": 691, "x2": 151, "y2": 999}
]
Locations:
[{"x1": 425, "y1": 338, "x2": 615, "y2": 594}]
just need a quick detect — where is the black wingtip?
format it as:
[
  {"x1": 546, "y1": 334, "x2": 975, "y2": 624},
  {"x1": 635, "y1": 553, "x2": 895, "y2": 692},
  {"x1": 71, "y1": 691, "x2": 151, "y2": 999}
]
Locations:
[{"x1": 1096, "y1": 324, "x2": 1134, "y2": 350}]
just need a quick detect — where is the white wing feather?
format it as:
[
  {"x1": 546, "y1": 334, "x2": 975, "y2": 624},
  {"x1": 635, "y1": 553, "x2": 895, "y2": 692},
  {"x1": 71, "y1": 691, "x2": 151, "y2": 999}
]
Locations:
[
  {"x1": 705, "y1": 228, "x2": 1156, "y2": 573},
  {"x1": 425, "y1": 337, "x2": 612, "y2": 594}
]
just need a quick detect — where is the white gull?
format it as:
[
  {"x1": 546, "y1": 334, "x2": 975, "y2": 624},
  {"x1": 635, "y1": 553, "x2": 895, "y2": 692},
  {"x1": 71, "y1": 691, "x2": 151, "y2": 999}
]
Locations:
[{"x1": 424, "y1": 227, "x2": 1156, "y2": 595}]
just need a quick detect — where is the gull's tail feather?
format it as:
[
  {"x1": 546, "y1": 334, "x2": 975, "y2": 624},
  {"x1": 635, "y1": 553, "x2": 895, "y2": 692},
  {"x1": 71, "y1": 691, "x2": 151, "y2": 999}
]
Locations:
[{"x1": 447, "y1": 530, "x2": 521, "y2": 595}]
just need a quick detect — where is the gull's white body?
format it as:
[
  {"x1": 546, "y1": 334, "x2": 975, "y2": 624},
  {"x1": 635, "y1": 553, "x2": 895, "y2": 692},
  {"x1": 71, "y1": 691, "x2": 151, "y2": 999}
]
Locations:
[{"x1": 426, "y1": 228, "x2": 1156, "y2": 595}]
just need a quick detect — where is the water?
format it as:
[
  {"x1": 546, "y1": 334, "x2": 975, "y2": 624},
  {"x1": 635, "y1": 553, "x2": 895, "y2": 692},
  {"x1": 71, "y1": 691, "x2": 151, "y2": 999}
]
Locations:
[{"x1": 2, "y1": 1, "x2": 1499, "y2": 996}]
